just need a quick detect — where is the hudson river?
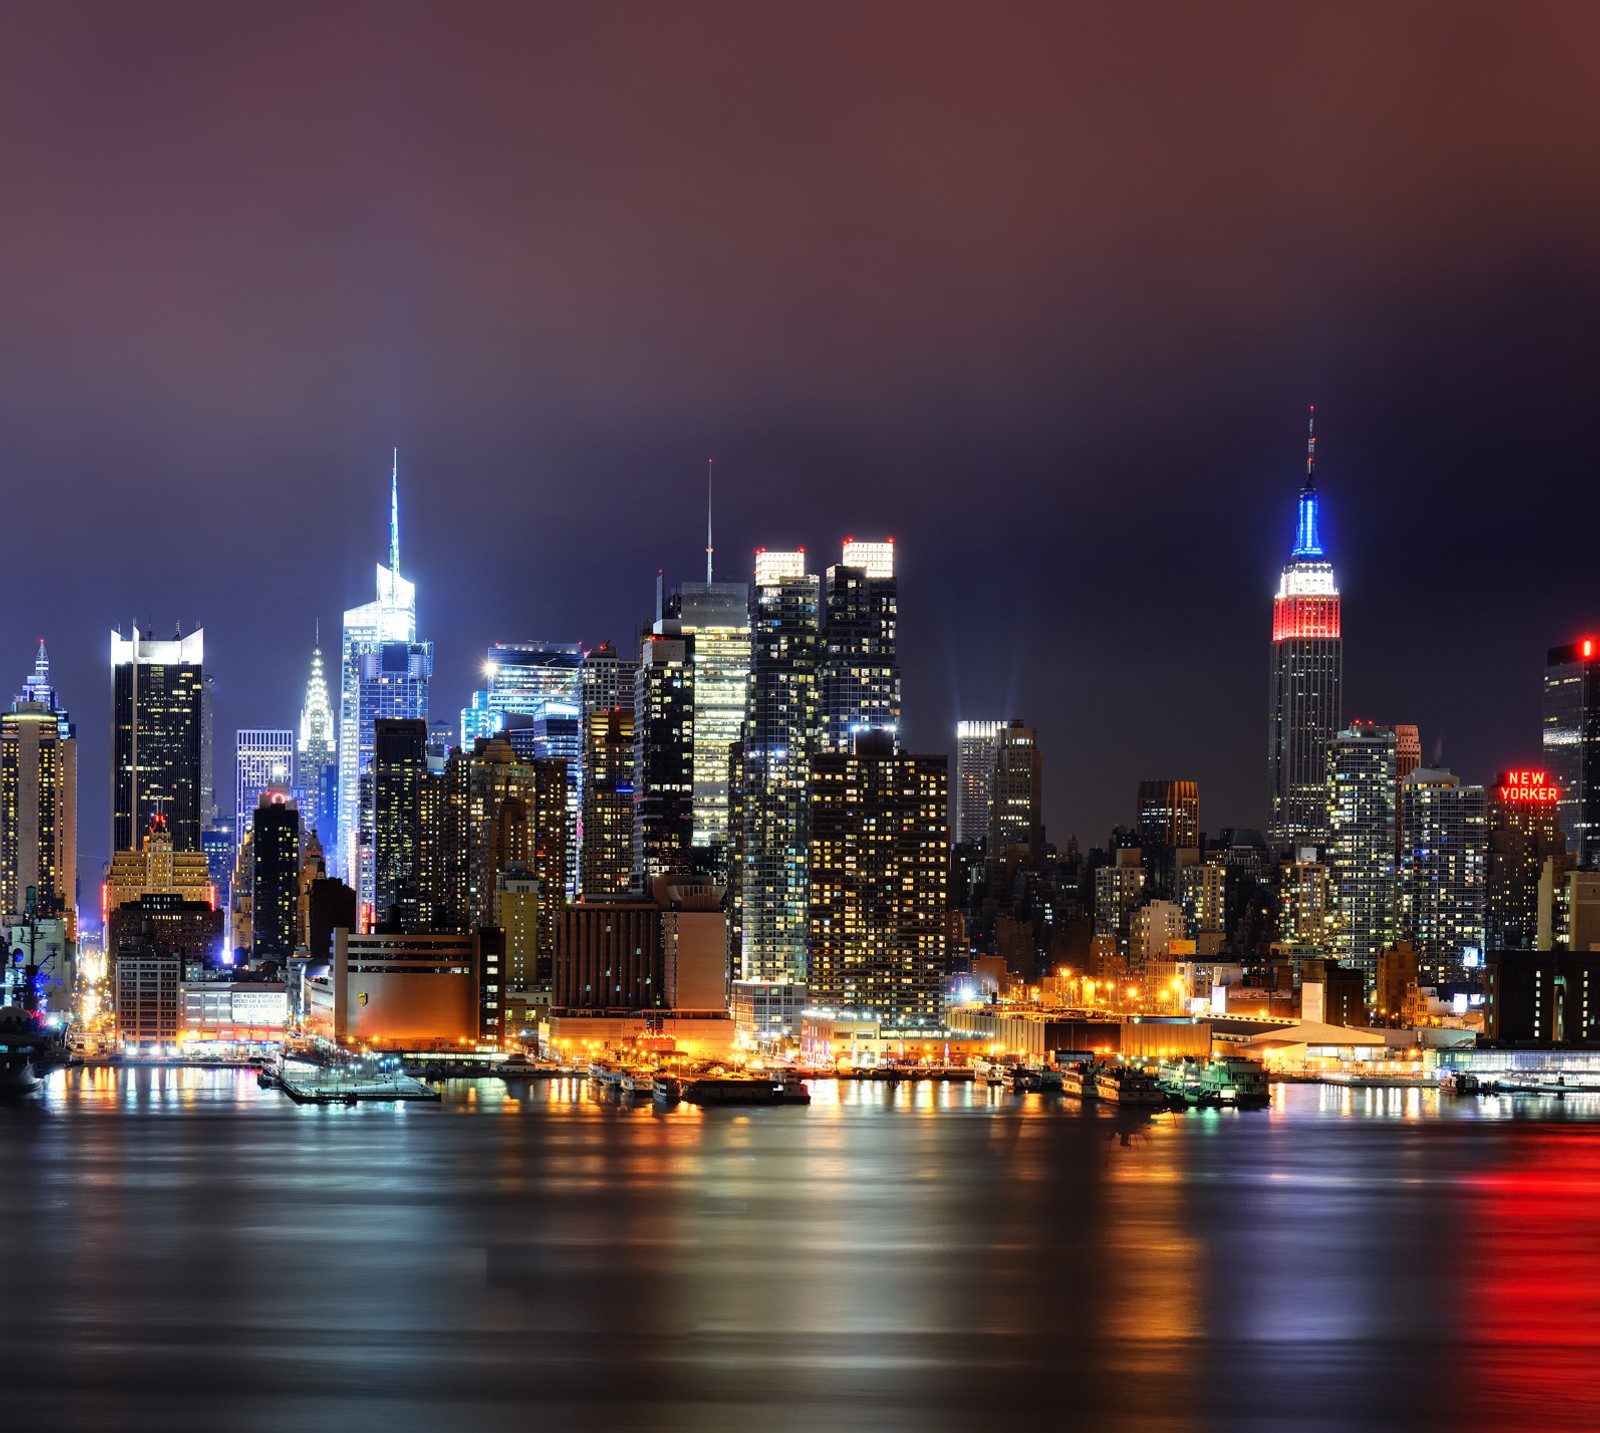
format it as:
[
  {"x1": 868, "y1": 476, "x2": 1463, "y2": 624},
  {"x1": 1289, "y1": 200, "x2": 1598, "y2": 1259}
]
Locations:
[{"x1": 3, "y1": 1070, "x2": 1598, "y2": 1432}]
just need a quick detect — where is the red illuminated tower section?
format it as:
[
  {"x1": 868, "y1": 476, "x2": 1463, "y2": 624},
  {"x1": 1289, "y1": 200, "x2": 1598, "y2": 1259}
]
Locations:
[{"x1": 1268, "y1": 409, "x2": 1343, "y2": 846}]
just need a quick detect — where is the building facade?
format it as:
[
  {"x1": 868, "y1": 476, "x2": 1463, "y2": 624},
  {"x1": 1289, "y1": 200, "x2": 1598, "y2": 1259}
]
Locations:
[
  {"x1": 633, "y1": 629, "x2": 697, "y2": 885},
  {"x1": 1486, "y1": 768, "x2": 1567, "y2": 950},
  {"x1": 1543, "y1": 638, "x2": 1600, "y2": 868},
  {"x1": 1397, "y1": 768, "x2": 1486, "y2": 988},
  {"x1": 297, "y1": 637, "x2": 338, "y2": 852},
  {"x1": 251, "y1": 794, "x2": 300, "y2": 958},
  {"x1": 1, "y1": 644, "x2": 76, "y2": 933},
  {"x1": 818, "y1": 540, "x2": 900, "y2": 754},
  {"x1": 235, "y1": 728, "x2": 293, "y2": 856},
  {"x1": 955, "y1": 719, "x2": 1005, "y2": 849},
  {"x1": 1268, "y1": 413, "x2": 1342, "y2": 846},
  {"x1": 112, "y1": 627, "x2": 205, "y2": 854},
  {"x1": 1327, "y1": 723, "x2": 1398, "y2": 987}
]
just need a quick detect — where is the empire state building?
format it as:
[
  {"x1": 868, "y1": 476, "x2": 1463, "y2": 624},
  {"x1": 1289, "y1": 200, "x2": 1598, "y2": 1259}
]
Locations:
[{"x1": 1268, "y1": 410, "x2": 1342, "y2": 846}]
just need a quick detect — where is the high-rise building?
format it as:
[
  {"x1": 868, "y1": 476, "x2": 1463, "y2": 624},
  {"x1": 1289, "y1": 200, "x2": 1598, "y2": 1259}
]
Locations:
[
  {"x1": 111, "y1": 627, "x2": 205, "y2": 854},
  {"x1": 735, "y1": 551, "x2": 820, "y2": 984},
  {"x1": 1, "y1": 643, "x2": 77, "y2": 934},
  {"x1": 955, "y1": 720, "x2": 1005, "y2": 849},
  {"x1": 200, "y1": 672, "x2": 217, "y2": 827},
  {"x1": 1268, "y1": 411, "x2": 1342, "y2": 846},
  {"x1": 235, "y1": 729, "x2": 293, "y2": 855},
  {"x1": 990, "y1": 721, "x2": 1043, "y2": 867},
  {"x1": 251, "y1": 793, "x2": 300, "y2": 959},
  {"x1": 1137, "y1": 778, "x2": 1199, "y2": 895},
  {"x1": 372, "y1": 718, "x2": 427, "y2": 926},
  {"x1": 819, "y1": 539, "x2": 900, "y2": 754},
  {"x1": 1397, "y1": 768, "x2": 1487, "y2": 988},
  {"x1": 664, "y1": 582, "x2": 752, "y2": 874},
  {"x1": 633, "y1": 629, "x2": 697, "y2": 885},
  {"x1": 807, "y1": 732, "x2": 948, "y2": 1025},
  {"x1": 580, "y1": 707, "x2": 634, "y2": 898},
  {"x1": 298, "y1": 633, "x2": 338, "y2": 851},
  {"x1": 1486, "y1": 768, "x2": 1567, "y2": 950},
  {"x1": 1327, "y1": 723, "x2": 1398, "y2": 987},
  {"x1": 339, "y1": 454, "x2": 430, "y2": 919},
  {"x1": 1543, "y1": 638, "x2": 1600, "y2": 867}
]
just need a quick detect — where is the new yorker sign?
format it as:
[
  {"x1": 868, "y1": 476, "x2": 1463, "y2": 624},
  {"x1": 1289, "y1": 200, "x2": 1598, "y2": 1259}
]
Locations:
[{"x1": 1496, "y1": 770, "x2": 1561, "y2": 803}]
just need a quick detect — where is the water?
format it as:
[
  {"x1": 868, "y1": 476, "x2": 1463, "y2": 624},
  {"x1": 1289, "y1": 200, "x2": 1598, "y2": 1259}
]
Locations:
[{"x1": 3, "y1": 1071, "x2": 1599, "y2": 1433}]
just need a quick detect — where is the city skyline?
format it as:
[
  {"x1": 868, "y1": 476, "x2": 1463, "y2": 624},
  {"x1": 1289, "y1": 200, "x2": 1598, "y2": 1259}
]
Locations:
[{"x1": 4, "y1": 6, "x2": 1598, "y2": 876}]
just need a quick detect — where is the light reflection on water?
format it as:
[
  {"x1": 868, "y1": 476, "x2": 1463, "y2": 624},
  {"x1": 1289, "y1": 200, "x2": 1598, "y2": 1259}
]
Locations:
[{"x1": 3, "y1": 1069, "x2": 1600, "y2": 1432}]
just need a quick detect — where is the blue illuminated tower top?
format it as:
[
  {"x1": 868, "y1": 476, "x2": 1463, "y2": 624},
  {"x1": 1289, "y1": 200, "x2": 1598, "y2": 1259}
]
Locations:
[{"x1": 1291, "y1": 405, "x2": 1323, "y2": 558}]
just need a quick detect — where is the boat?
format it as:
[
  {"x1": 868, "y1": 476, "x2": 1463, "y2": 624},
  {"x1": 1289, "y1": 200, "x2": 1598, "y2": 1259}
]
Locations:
[
  {"x1": 1095, "y1": 1065, "x2": 1166, "y2": 1105},
  {"x1": 684, "y1": 1074, "x2": 811, "y2": 1106},
  {"x1": 1061, "y1": 1063, "x2": 1099, "y2": 1100},
  {"x1": 1439, "y1": 1070, "x2": 1480, "y2": 1096},
  {"x1": 0, "y1": 1006, "x2": 66, "y2": 1098},
  {"x1": 652, "y1": 1075, "x2": 683, "y2": 1106},
  {"x1": 1156, "y1": 1057, "x2": 1214, "y2": 1107},
  {"x1": 971, "y1": 1058, "x2": 1011, "y2": 1087},
  {"x1": 620, "y1": 1069, "x2": 655, "y2": 1096},
  {"x1": 497, "y1": 1054, "x2": 543, "y2": 1079},
  {"x1": 1202, "y1": 1058, "x2": 1269, "y2": 1107}
]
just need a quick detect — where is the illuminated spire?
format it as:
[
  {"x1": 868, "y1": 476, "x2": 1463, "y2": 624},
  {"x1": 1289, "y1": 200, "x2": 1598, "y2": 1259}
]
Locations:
[
  {"x1": 389, "y1": 448, "x2": 400, "y2": 576},
  {"x1": 1291, "y1": 405, "x2": 1323, "y2": 558},
  {"x1": 30, "y1": 638, "x2": 47, "y2": 691},
  {"x1": 706, "y1": 457, "x2": 714, "y2": 584}
]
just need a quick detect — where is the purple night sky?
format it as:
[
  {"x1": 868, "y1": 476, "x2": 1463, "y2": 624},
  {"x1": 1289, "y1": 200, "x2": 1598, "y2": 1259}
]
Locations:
[{"x1": 4, "y1": 2, "x2": 1600, "y2": 872}]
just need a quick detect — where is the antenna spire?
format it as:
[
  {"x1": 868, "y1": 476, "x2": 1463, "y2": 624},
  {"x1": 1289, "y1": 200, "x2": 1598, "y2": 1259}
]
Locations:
[
  {"x1": 706, "y1": 457, "x2": 714, "y2": 584},
  {"x1": 389, "y1": 448, "x2": 400, "y2": 574},
  {"x1": 1304, "y1": 404, "x2": 1317, "y2": 493}
]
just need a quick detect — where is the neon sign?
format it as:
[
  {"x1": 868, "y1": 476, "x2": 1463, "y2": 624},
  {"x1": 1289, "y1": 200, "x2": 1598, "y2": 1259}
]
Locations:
[{"x1": 1497, "y1": 770, "x2": 1560, "y2": 804}]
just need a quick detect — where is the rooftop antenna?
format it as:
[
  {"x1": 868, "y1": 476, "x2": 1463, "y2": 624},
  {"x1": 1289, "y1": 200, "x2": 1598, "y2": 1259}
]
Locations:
[
  {"x1": 389, "y1": 448, "x2": 400, "y2": 573},
  {"x1": 1304, "y1": 404, "x2": 1317, "y2": 492},
  {"x1": 706, "y1": 457, "x2": 714, "y2": 584},
  {"x1": 314, "y1": 617, "x2": 321, "y2": 650}
]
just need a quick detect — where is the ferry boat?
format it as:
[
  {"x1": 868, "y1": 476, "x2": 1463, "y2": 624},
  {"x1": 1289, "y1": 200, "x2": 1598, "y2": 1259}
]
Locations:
[
  {"x1": 1201, "y1": 1057, "x2": 1269, "y2": 1107},
  {"x1": 684, "y1": 1073, "x2": 811, "y2": 1106},
  {"x1": 620, "y1": 1069, "x2": 655, "y2": 1096},
  {"x1": 971, "y1": 1058, "x2": 1011, "y2": 1087},
  {"x1": 1156, "y1": 1057, "x2": 1213, "y2": 1107},
  {"x1": 1439, "y1": 1070, "x2": 1480, "y2": 1096},
  {"x1": 1060, "y1": 1064, "x2": 1099, "y2": 1100},
  {"x1": 1095, "y1": 1065, "x2": 1166, "y2": 1105},
  {"x1": 652, "y1": 1075, "x2": 683, "y2": 1106}
]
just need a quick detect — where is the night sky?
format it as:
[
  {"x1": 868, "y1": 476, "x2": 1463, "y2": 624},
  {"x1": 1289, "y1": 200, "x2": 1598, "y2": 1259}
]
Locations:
[{"x1": 5, "y1": 3, "x2": 1600, "y2": 876}]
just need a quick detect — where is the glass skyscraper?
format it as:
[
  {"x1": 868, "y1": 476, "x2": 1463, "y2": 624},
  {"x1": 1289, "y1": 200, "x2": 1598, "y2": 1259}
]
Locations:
[
  {"x1": 1269, "y1": 412, "x2": 1342, "y2": 846},
  {"x1": 954, "y1": 719, "x2": 1004, "y2": 849},
  {"x1": 819, "y1": 539, "x2": 899, "y2": 753},
  {"x1": 1543, "y1": 638, "x2": 1600, "y2": 868},
  {"x1": 1398, "y1": 767, "x2": 1486, "y2": 988},
  {"x1": 338, "y1": 454, "x2": 431, "y2": 919},
  {"x1": 1328, "y1": 723, "x2": 1398, "y2": 987},
  {"x1": 235, "y1": 729, "x2": 293, "y2": 856},
  {"x1": 736, "y1": 551, "x2": 820, "y2": 984},
  {"x1": 111, "y1": 626, "x2": 205, "y2": 854}
]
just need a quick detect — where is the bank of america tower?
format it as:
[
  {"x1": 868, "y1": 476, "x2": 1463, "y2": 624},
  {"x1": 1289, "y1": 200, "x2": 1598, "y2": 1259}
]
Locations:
[{"x1": 1268, "y1": 410, "x2": 1342, "y2": 847}]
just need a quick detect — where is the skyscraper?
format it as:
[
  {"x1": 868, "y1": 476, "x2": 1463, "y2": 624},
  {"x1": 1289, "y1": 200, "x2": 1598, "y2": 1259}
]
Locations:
[
  {"x1": 372, "y1": 718, "x2": 427, "y2": 925},
  {"x1": 297, "y1": 633, "x2": 338, "y2": 851},
  {"x1": 1398, "y1": 768, "x2": 1487, "y2": 987},
  {"x1": 251, "y1": 793, "x2": 300, "y2": 959},
  {"x1": 807, "y1": 732, "x2": 948, "y2": 1025},
  {"x1": 989, "y1": 720, "x2": 1043, "y2": 867},
  {"x1": 633, "y1": 629, "x2": 697, "y2": 884},
  {"x1": 1269, "y1": 411, "x2": 1342, "y2": 846},
  {"x1": 580, "y1": 641, "x2": 639, "y2": 898},
  {"x1": 955, "y1": 720, "x2": 1005, "y2": 848},
  {"x1": 1327, "y1": 723, "x2": 1398, "y2": 987},
  {"x1": 1486, "y1": 768, "x2": 1567, "y2": 950},
  {"x1": 736, "y1": 550, "x2": 820, "y2": 984},
  {"x1": 235, "y1": 729, "x2": 293, "y2": 855},
  {"x1": 663, "y1": 581, "x2": 751, "y2": 875},
  {"x1": 111, "y1": 627, "x2": 205, "y2": 854},
  {"x1": 339, "y1": 453, "x2": 431, "y2": 918},
  {"x1": 819, "y1": 539, "x2": 899, "y2": 753},
  {"x1": 1543, "y1": 638, "x2": 1600, "y2": 867},
  {"x1": 1137, "y1": 778, "x2": 1200, "y2": 895},
  {"x1": 1, "y1": 643, "x2": 77, "y2": 934}
]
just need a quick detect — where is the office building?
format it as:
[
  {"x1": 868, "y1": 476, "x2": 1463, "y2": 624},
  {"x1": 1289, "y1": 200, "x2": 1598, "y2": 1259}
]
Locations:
[
  {"x1": 1487, "y1": 768, "x2": 1567, "y2": 950},
  {"x1": 658, "y1": 877, "x2": 729, "y2": 1010},
  {"x1": 115, "y1": 944, "x2": 184, "y2": 1049},
  {"x1": 1544, "y1": 638, "x2": 1600, "y2": 867},
  {"x1": 251, "y1": 794, "x2": 300, "y2": 959},
  {"x1": 663, "y1": 582, "x2": 751, "y2": 874},
  {"x1": 297, "y1": 634, "x2": 338, "y2": 851},
  {"x1": 1268, "y1": 412, "x2": 1342, "y2": 845},
  {"x1": 1327, "y1": 723, "x2": 1398, "y2": 987},
  {"x1": 338, "y1": 454, "x2": 432, "y2": 916},
  {"x1": 235, "y1": 729, "x2": 293, "y2": 854},
  {"x1": 990, "y1": 721, "x2": 1044, "y2": 867},
  {"x1": 553, "y1": 899, "x2": 662, "y2": 1011},
  {"x1": 955, "y1": 720, "x2": 1005, "y2": 849},
  {"x1": 580, "y1": 706, "x2": 634, "y2": 898},
  {"x1": 497, "y1": 867, "x2": 542, "y2": 993},
  {"x1": 111, "y1": 626, "x2": 205, "y2": 853},
  {"x1": 104, "y1": 814, "x2": 214, "y2": 914},
  {"x1": 633, "y1": 629, "x2": 696, "y2": 884},
  {"x1": 1137, "y1": 778, "x2": 1199, "y2": 895},
  {"x1": 807, "y1": 733, "x2": 948, "y2": 1025},
  {"x1": 818, "y1": 539, "x2": 900, "y2": 754},
  {"x1": 1397, "y1": 768, "x2": 1487, "y2": 987},
  {"x1": 372, "y1": 718, "x2": 427, "y2": 926},
  {"x1": 735, "y1": 550, "x2": 820, "y2": 984},
  {"x1": 1, "y1": 644, "x2": 76, "y2": 933},
  {"x1": 107, "y1": 893, "x2": 225, "y2": 976},
  {"x1": 1485, "y1": 948, "x2": 1600, "y2": 1044}
]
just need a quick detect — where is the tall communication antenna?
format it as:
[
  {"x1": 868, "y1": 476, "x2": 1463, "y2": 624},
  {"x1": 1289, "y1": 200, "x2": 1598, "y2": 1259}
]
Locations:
[{"x1": 706, "y1": 457, "x2": 714, "y2": 583}]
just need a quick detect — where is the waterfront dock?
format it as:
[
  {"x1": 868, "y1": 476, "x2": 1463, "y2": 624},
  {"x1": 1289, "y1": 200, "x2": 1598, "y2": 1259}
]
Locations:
[{"x1": 259, "y1": 1064, "x2": 442, "y2": 1104}]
